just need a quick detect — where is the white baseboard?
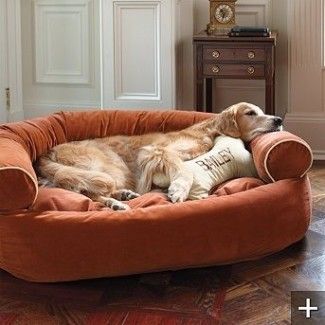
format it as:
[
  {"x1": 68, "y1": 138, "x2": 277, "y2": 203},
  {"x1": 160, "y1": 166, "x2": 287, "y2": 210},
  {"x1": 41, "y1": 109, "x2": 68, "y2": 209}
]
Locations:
[
  {"x1": 23, "y1": 102, "x2": 173, "y2": 119},
  {"x1": 8, "y1": 110, "x2": 24, "y2": 122},
  {"x1": 284, "y1": 113, "x2": 325, "y2": 160},
  {"x1": 23, "y1": 102, "x2": 101, "y2": 119},
  {"x1": 313, "y1": 151, "x2": 325, "y2": 160}
]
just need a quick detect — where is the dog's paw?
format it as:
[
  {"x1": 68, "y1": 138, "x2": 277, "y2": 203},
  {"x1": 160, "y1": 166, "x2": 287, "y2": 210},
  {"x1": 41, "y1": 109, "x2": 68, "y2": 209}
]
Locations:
[
  {"x1": 110, "y1": 201, "x2": 130, "y2": 211},
  {"x1": 122, "y1": 190, "x2": 140, "y2": 201},
  {"x1": 103, "y1": 198, "x2": 130, "y2": 211},
  {"x1": 112, "y1": 189, "x2": 140, "y2": 201},
  {"x1": 167, "y1": 182, "x2": 189, "y2": 203},
  {"x1": 112, "y1": 203, "x2": 130, "y2": 211}
]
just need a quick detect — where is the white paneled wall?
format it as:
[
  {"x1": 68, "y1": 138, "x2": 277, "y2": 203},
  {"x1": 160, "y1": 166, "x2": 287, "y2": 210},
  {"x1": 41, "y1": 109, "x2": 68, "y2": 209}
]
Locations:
[
  {"x1": 0, "y1": 0, "x2": 8, "y2": 122},
  {"x1": 17, "y1": 0, "x2": 288, "y2": 116},
  {"x1": 194, "y1": 0, "x2": 271, "y2": 32},
  {"x1": 236, "y1": 0, "x2": 271, "y2": 26},
  {"x1": 6, "y1": 0, "x2": 323, "y2": 155},
  {"x1": 114, "y1": 2, "x2": 160, "y2": 100},
  {"x1": 21, "y1": 0, "x2": 101, "y2": 118},
  {"x1": 285, "y1": 0, "x2": 325, "y2": 158},
  {"x1": 34, "y1": 0, "x2": 92, "y2": 84},
  {"x1": 102, "y1": 0, "x2": 176, "y2": 109},
  {"x1": 174, "y1": 0, "x2": 194, "y2": 109},
  {"x1": 6, "y1": 0, "x2": 24, "y2": 121},
  {"x1": 19, "y1": 0, "x2": 180, "y2": 116}
]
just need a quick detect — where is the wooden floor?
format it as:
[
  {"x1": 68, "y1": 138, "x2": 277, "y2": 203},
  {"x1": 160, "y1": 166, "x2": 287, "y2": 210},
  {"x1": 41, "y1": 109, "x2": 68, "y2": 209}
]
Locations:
[{"x1": 0, "y1": 163, "x2": 324, "y2": 324}]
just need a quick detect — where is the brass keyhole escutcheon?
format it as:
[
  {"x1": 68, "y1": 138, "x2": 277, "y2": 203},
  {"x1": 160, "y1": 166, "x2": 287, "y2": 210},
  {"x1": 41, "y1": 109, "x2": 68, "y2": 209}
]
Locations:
[
  {"x1": 247, "y1": 66, "x2": 255, "y2": 74},
  {"x1": 248, "y1": 51, "x2": 255, "y2": 59},
  {"x1": 212, "y1": 51, "x2": 220, "y2": 58},
  {"x1": 212, "y1": 66, "x2": 220, "y2": 73}
]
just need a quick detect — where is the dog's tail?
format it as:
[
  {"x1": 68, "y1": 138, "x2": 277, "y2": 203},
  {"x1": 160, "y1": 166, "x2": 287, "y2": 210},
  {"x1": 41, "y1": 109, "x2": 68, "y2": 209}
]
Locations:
[
  {"x1": 136, "y1": 145, "x2": 189, "y2": 194},
  {"x1": 37, "y1": 154, "x2": 116, "y2": 196}
]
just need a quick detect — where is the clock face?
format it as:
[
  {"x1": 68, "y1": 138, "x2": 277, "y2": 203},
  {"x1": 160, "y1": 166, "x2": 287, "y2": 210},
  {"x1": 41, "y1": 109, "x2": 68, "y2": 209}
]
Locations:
[{"x1": 215, "y1": 4, "x2": 234, "y2": 24}]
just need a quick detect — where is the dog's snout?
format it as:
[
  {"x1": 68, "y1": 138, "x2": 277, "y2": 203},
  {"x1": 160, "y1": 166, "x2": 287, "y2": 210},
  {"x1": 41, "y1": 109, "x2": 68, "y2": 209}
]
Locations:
[{"x1": 273, "y1": 117, "x2": 282, "y2": 127}]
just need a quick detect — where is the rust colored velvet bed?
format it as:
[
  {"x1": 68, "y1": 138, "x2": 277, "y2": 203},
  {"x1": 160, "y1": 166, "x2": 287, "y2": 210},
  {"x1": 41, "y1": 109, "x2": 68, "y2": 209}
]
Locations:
[{"x1": 0, "y1": 110, "x2": 313, "y2": 282}]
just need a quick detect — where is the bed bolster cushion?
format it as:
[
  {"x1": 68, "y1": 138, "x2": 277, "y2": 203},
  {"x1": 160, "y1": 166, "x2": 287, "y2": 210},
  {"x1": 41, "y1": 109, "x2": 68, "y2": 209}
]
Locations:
[
  {"x1": 0, "y1": 111, "x2": 313, "y2": 282},
  {"x1": 213, "y1": 177, "x2": 265, "y2": 196},
  {"x1": 0, "y1": 138, "x2": 38, "y2": 211},
  {"x1": 0, "y1": 177, "x2": 311, "y2": 282},
  {"x1": 250, "y1": 131, "x2": 313, "y2": 183}
]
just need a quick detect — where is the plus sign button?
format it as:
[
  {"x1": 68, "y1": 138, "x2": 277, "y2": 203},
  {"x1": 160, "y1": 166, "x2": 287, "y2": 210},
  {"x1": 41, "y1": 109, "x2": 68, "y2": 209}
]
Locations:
[{"x1": 292, "y1": 291, "x2": 325, "y2": 324}]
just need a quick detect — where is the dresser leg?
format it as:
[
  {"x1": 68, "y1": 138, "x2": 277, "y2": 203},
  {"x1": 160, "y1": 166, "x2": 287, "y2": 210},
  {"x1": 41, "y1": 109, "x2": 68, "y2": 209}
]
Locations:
[
  {"x1": 265, "y1": 80, "x2": 275, "y2": 116},
  {"x1": 206, "y1": 78, "x2": 213, "y2": 113},
  {"x1": 195, "y1": 79, "x2": 204, "y2": 112}
]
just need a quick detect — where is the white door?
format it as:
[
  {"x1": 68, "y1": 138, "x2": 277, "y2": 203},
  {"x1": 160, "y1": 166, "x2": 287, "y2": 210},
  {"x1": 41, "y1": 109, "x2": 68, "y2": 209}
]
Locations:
[
  {"x1": 102, "y1": 0, "x2": 176, "y2": 109},
  {"x1": 20, "y1": 0, "x2": 102, "y2": 118},
  {"x1": 0, "y1": 9, "x2": 7, "y2": 123},
  {"x1": 3, "y1": 0, "x2": 183, "y2": 121}
]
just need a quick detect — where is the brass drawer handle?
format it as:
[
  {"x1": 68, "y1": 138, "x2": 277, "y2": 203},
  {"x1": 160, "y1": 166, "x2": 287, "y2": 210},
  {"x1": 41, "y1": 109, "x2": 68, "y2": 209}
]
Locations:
[
  {"x1": 248, "y1": 51, "x2": 255, "y2": 59},
  {"x1": 247, "y1": 66, "x2": 255, "y2": 74},
  {"x1": 212, "y1": 51, "x2": 220, "y2": 58},
  {"x1": 212, "y1": 66, "x2": 220, "y2": 73}
]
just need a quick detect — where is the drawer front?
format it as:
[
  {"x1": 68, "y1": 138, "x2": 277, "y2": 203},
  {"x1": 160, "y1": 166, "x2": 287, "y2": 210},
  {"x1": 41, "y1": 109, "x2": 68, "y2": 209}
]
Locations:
[
  {"x1": 203, "y1": 63, "x2": 265, "y2": 78},
  {"x1": 203, "y1": 48, "x2": 235, "y2": 61},
  {"x1": 203, "y1": 48, "x2": 265, "y2": 62},
  {"x1": 235, "y1": 48, "x2": 265, "y2": 61}
]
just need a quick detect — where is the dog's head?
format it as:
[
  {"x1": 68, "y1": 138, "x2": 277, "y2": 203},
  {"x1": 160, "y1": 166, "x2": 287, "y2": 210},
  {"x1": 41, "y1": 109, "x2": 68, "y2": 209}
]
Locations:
[{"x1": 218, "y1": 102, "x2": 283, "y2": 141}]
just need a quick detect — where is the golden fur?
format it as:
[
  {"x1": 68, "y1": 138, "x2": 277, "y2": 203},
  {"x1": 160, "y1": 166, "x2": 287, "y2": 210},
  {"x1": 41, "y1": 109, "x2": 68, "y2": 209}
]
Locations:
[{"x1": 37, "y1": 102, "x2": 282, "y2": 210}]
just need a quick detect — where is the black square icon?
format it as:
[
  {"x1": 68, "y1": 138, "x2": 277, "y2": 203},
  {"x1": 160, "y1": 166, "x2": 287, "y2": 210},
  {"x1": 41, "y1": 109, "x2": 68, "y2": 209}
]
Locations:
[{"x1": 291, "y1": 291, "x2": 325, "y2": 324}]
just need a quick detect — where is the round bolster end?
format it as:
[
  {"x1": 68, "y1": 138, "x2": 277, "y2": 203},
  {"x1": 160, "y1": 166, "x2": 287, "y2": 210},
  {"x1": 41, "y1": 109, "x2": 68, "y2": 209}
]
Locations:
[
  {"x1": 0, "y1": 168, "x2": 38, "y2": 211},
  {"x1": 250, "y1": 131, "x2": 313, "y2": 183}
]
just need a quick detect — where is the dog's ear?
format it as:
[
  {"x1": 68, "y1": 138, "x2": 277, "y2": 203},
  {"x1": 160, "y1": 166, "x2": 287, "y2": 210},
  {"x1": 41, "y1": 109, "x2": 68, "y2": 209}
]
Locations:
[{"x1": 218, "y1": 105, "x2": 241, "y2": 138}]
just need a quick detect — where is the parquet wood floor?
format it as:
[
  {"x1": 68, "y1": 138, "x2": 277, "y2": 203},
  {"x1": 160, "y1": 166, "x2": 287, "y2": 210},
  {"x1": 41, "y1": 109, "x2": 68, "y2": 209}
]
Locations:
[{"x1": 0, "y1": 162, "x2": 324, "y2": 324}]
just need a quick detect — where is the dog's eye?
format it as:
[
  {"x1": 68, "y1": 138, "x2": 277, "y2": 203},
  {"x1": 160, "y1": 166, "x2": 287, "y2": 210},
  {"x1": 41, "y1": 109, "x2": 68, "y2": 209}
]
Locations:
[{"x1": 245, "y1": 111, "x2": 257, "y2": 116}]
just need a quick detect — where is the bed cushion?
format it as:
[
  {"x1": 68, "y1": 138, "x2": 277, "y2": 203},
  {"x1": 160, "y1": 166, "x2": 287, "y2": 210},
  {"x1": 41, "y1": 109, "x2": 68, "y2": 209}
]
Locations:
[
  {"x1": 0, "y1": 177, "x2": 311, "y2": 282},
  {"x1": 32, "y1": 179, "x2": 263, "y2": 213},
  {"x1": 31, "y1": 188, "x2": 105, "y2": 212},
  {"x1": 0, "y1": 110, "x2": 313, "y2": 282},
  {"x1": 213, "y1": 177, "x2": 264, "y2": 196},
  {"x1": 0, "y1": 138, "x2": 38, "y2": 211},
  {"x1": 32, "y1": 188, "x2": 172, "y2": 212},
  {"x1": 250, "y1": 131, "x2": 313, "y2": 182}
]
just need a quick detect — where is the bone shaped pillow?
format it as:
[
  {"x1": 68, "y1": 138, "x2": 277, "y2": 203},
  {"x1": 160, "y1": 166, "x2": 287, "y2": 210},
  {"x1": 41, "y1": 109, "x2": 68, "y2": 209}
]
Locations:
[{"x1": 185, "y1": 135, "x2": 257, "y2": 200}]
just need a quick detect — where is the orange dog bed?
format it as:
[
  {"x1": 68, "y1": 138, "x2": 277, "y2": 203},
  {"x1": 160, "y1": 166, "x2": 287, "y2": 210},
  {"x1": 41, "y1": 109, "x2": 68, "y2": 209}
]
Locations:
[{"x1": 0, "y1": 110, "x2": 312, "y2": 282}]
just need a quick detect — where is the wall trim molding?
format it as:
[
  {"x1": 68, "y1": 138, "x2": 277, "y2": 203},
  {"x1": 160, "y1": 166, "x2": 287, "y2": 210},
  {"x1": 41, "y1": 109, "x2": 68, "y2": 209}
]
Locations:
[
  {"x1": 7, "y1": 0, "x2": 24, "y2": 119},
  {"x1": 8, "y1": 110, "x2": 24, "y2": 122},
  {"x1": 314, "y1": 150, "x2": 325, "y2": 160},
  {"x1": 34, "y1": 0, "x2": 93, "y2": 85},
  {"x1": 102, "y1": 0, "x2": 175, "y2": 109},
  {"x1": 237, "y1": 0, "x2": 271, "y2": 26},
  {"x1": 285, "y1": 112, "x2": 325, "y2": 122},
  {"x1": 113, "y1": 1, "x2": 161, "y2": 101},
  {"x1": 23, "y1": 102, "x2": 100, "y2": 118},
  {"x1": 285, "y1": 112, "x2": 325, "y2": 160},
  {"x1": 23, "y1": 101, "x2": 166, "y2": 118},
  {"x1": 286, "y1": 0, "x2": 325, "y2": 158},
  {"x1": 0, "y1": 0, "x2": 8, "y2": 122}
]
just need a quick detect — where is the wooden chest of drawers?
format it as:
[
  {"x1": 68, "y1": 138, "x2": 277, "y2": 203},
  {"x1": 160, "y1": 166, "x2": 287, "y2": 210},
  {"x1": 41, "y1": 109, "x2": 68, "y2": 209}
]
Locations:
[{"x1": 194, "y1": 31, "x2": 277, "y2": 115}]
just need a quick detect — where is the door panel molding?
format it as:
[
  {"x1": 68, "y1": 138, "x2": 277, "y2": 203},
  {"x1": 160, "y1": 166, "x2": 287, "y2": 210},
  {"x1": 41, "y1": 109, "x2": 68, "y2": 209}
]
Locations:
[
  {"x1": 34, "y1": 0, "x2": 93, "y2": 84},
  {"x1": 102, "y1": 0, "x2": 175, "y2": 109},
  {"x1": 113, "y1": 1, "x2": 161, "y2": 101},
  {"x1": 0, "y1": 0, "x2": 8, "y2": 122},
  {"x1": 6, "y1": 0, "x2": 24, "y2": 121}
]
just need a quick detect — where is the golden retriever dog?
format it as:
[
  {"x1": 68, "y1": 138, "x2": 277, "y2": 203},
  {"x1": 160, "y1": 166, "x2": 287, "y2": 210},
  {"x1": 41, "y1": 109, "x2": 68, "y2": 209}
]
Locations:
[{"x1": 37, "y1": 102, "x2": 283, "y2": 210}]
